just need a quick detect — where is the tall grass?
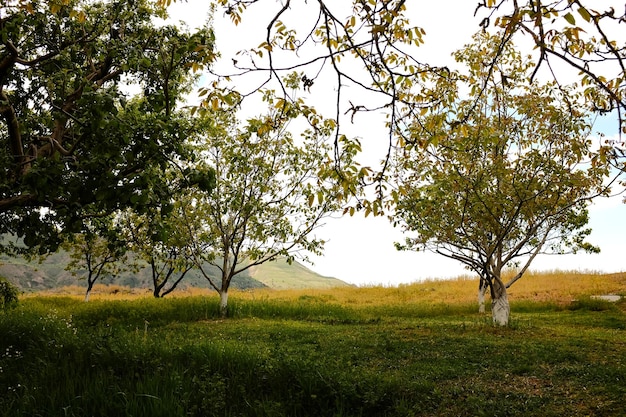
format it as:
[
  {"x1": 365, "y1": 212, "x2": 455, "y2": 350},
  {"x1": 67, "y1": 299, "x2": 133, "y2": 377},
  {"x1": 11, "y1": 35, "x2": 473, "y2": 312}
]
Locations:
[
  {"x1": 30, "y1": 270, "x2": 626, "y2": 306},
  {"x1": 233, "y1": 270, "x2": 626, "y2": 308}
]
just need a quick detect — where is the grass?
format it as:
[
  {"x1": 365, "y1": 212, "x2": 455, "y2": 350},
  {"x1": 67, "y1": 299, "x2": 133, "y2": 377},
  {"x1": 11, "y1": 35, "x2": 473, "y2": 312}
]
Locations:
[{"x1": 1, "y1": 271, "x2": 625, "y2": 416}]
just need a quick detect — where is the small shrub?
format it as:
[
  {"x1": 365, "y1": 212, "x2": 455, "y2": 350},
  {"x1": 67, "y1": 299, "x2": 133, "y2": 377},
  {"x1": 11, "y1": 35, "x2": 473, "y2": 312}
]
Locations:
[{"x1": 0, "y1": 277, "x2": 19, "y2": 311}]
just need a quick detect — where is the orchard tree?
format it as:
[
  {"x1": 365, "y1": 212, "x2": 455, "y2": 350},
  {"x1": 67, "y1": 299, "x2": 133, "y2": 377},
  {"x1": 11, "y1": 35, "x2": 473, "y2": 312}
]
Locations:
[
  {"x1": 62, "y1": 216, "x2": 127, "y2": 302},
  {"x1": 120, "y1": 207, "x2": 195, "y2": 298},
  {"x1": 393, "y1": 33, "x2": 611, "y2": 326},
  {"x1": 0, "y1": 0, "x2": 215, "y2": 253},
  {"x1": 182, "y1": 99, "x2": 359, "y2": 317},
  {"x1": 119, "y1": 165, "x2": 214, "y2": 298}
]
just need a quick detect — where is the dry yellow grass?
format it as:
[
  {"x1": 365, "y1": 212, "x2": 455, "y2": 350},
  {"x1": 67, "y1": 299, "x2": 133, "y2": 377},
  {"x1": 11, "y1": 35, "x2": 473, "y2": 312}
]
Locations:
[
  {"x1": 23, "y1": 283, "x2": 150, "y2": 301},
  {"x1": 25, "y1": 270, "x2": 626, "y2": 306},
  {"x1": 242, "y1": 270, "x2": 626, "y2": 306}
]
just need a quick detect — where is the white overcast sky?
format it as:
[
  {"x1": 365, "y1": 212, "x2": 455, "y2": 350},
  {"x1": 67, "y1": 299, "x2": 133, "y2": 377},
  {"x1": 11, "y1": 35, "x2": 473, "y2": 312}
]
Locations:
[{"x1": 167, "y1": 1, "x2": 626, "y2": 286}]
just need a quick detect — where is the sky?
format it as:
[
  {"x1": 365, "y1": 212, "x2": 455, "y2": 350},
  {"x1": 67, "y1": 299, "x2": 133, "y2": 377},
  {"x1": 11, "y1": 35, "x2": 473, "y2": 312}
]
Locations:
[{"x1": 166, "y1": 1, "x2": 626, "y2": 286}]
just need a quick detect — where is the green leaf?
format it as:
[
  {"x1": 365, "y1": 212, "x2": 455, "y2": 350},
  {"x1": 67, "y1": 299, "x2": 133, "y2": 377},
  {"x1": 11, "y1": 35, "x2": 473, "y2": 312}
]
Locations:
[
  {"x1": 564, "y1": 12, "x2": 576, "y2": 25},
  {"x1": 577, "y1": 7, "x2": 591, "y2": 22}
]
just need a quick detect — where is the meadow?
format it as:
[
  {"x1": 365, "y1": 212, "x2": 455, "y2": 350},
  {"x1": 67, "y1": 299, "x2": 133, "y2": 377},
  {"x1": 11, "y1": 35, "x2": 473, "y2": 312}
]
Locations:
[{"x1": 1, "y1": 270, "x2": 625, "y2": 416}]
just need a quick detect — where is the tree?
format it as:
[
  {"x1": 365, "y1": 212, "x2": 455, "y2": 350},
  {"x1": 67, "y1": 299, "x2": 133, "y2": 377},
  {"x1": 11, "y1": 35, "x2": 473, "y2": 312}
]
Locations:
[
  {"x1": 392, "y1": 33, "x2": 610, "y2": 326},
  {"x1": 180, "y1": 0, "x2": 624, "y2": 191},
  {"x1": 62, "y1": 216, "x2": 127, "y2": 302},
  {"x1": 118, "y1": 163, "x2": 213, "y2": 298},
  {"x1": 0, "y1": 0, "x2": 215, "y2": 254},
  {"x1": 7, "y1": 0, "x2": 625, "y2": 252},
  {"x1": 181, "y1": 101, "x2": 358, "y2": 317},
  {"x1": 119, "y1": 208, "x2": 193, "y2": 298}
]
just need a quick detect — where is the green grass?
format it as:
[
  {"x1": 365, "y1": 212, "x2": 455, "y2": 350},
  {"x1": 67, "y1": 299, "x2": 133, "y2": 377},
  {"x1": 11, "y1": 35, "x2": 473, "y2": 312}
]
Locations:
[{"x1": 0, "y1": 293, "x2": 625, "y2": 416}]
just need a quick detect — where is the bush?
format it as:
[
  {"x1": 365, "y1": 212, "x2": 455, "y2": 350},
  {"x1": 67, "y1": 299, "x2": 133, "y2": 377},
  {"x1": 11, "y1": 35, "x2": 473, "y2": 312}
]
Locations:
[{"x1": 0, "y1": 277, "x2": 19, "y2": 311}]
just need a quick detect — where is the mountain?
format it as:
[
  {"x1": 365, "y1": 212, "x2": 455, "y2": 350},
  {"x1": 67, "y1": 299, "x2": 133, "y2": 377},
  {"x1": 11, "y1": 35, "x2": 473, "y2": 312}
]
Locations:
[{"x1": 0, "y1": 250, "x2": 349, "y2": 292}]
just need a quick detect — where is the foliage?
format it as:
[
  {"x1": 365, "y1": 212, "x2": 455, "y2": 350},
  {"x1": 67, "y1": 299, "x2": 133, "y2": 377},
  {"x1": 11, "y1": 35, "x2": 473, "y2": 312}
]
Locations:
[
  {"x1": 5, "y1": 0, "x2": 626, "y2": 269},
  {"x1": 0, "y1": 276, "x2": 18, "y2": 310},
  {"x1": 0, "y1": 0, "x2": 216, "y2": 254},
  {"x1": 118, "y1": 175, "x2": 205, "y2": 298},
  {"x1": 62, "y1": 216, "x2": 128, "y2": 301},
  {"x1": 180, "y1": 97, "x2": 359, "y2": 316},
  {"x1": 172, "y1": 0, "x2": 625, "y2": 192},
  {"x1": 116, "y1": 151, "x2": 216, "y2": 298},
  {"x1": 392, "y1": 33, "x2": 611, "y2": 325}
]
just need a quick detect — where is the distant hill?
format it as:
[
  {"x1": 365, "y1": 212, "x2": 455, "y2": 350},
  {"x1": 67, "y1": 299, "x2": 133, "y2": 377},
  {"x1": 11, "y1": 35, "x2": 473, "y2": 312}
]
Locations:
[
  {"x1": 0, "y1": 249, "x2": 349, "y2": 292},
  {"x1": 248, "y1": 258, "x2": 349, "y2": 289}
]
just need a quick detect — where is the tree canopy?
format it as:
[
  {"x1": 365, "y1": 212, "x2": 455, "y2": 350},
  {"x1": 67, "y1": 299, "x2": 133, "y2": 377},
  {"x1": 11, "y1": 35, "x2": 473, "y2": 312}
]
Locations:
[
  {"x1": 0, "y1": 0, "x2": 215, "y2": 253},
  {"x1": 6, "y1": 0, "x2": 624, "y2": 223},
  {"x1": 188, "y1": 0, "x2": 625, "y2": 182}
]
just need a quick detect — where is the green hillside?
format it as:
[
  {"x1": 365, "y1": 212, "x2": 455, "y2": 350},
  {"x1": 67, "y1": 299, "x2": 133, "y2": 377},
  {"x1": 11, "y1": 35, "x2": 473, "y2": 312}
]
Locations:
[
  {"x1": 248, "y1": 258, "x2": 350, "y2": 289},
  {"x1": 0, "y1": 250, "x2": 348, "y2": 292}
]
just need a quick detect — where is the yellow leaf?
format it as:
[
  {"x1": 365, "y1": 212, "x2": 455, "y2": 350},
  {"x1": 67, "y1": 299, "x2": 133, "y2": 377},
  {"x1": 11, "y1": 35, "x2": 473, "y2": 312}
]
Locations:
[
  {"x1": 211, "y1": 98, "x2": 219, "y2": 110},
  {"x1": 274, "y1": 98, "x2": 285, "y2": 109},
  {"x1": 371, "y1": 25, "x2": 385, "y2": 34},
  {"x1": 259, "y1": 42, "x2": 273, "y2": 52}
]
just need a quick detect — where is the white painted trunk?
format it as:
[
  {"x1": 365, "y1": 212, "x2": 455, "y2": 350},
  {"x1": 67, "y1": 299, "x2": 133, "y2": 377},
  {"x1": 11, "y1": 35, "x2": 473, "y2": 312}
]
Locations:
[
  {"x1": 84, "y1": 289, "x2": 91, "y2": 302},
  {"x1": 478, "y1": 282, "x2": 487, "y2": 314},
  {"x1": 219, "y1": 290, "x2": 229, "y2": 317},
  {"x1": 491, "y1": 292, "x2": 510, "y2": 326}
]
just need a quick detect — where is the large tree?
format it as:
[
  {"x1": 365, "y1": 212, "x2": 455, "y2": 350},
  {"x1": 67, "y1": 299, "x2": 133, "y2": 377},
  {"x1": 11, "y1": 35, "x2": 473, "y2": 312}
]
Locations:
[
  {"x1": 0, "y1": 0, "x2": 215, "y2": 253},
  {"x1": 392, "y1": 33, "x2": 611, "y2": 326},
  {"x1": 181, "y1": 101, "x2": 359, "y2": 317}
]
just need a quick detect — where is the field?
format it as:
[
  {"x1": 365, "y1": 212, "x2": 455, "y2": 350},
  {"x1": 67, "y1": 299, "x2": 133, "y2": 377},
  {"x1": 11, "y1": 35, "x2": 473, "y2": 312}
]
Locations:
[{"x1": 1, "y1": 270, "x2": 625, "y2": 416}]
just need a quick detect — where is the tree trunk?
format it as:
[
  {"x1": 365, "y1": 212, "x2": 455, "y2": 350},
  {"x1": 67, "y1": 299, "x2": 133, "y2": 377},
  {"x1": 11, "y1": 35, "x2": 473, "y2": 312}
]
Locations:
[
  {"x1": 84, "y1": 276, "x2": 95, "y2": 302},
  {"x1": 491, "y1": 278, "x2": 510, "y2": 326},
  {"x1": 478, "y1": 278, "x2": 488, "y2": 313},
  {"x1": 219, "y1": 290, "x2": 229, "y2": 318}
]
